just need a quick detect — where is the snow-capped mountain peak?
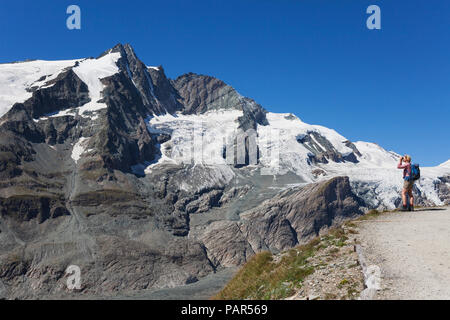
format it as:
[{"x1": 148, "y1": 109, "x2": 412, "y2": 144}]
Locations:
[{"x1": 0, "y1": 43, "x2": 448, "y2": 212}]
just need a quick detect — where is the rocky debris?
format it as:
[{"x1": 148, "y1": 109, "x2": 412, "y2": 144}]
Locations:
[
  {"x1": 219, "y1": 185, "x2": 251, "y2": 205},
  {"x1": 0, "y1": 234, "x2": 215, "y2": 299},
  {"x1": 88, "y1": 236, "x2": 214, "y2": 293},
  {"x1": 285, "y1": 228, "x2": 364, "y2": 300},
  {"x1": 0, "y1": 253, "x2": 31, "y2": 281},
  {"x1": 185, "y1": 190, "x2": 223, "y2": 214}
]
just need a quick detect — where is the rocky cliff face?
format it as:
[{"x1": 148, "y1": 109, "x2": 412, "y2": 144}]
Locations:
[
  {"x1": 200, "y1": 176, "x2": 363, "y2": 268},
  {"x1": 173, "y1": 72, "x2": 268, "y2": 131},
  {"x1": 0, "y1": 44, "x2": 448, "y2": 299}
]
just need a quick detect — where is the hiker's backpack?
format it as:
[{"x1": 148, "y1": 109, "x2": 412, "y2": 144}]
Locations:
[{"x1": 410, "y1": 163, "x2": 420, "y2": 181}]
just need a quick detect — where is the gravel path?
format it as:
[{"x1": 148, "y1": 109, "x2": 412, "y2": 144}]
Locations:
[{"x1": 356, "y1": 207, "x2": 450, "y2": 300}]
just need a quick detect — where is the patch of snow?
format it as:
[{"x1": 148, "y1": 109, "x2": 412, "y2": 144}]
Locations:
[
  {"x1": 32, "y1": 108, "x2": 78, "y2": 122},
  {"x1": 32, "y1": 52, "x2": 122, "y2": 122},
  {"x1": 0, "y1": 59, "x2": 79, "y2": 118},
  {"x1": 1, "y1": 52, "x2": 121, "y2": 121},
  {"x1": 72, "y1": 52, "x2": 121, "y2": 115},
  {"x1": 257, "y1": 112, "x2": 353, "y2": 180},
  {"x1": 353, "y1": 141, "x2": 399, "y2": 168},
  {"x1": 71, "y1": 137, "x2": 89, "y2": 163}
]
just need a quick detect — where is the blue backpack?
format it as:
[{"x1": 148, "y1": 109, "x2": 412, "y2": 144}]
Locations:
[{"x1": 409, "y1": 163, "x2": 420, "y2": 181}]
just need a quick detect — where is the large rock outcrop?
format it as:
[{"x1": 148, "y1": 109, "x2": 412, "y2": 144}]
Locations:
[{"x1": 200, "y1": 176, "x2": 364, "y2": 267}]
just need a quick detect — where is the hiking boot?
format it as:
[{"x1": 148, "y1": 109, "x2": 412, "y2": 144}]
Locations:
[
  {"x1": 400, "y1": 205, "x2": 408, "y2": 211},
  {"x1": 409, "y1": 205, "x2": 414, "y2": 212}
]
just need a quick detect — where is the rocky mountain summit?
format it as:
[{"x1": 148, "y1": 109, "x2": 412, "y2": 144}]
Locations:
[{"x1": 0, "y1": 44, "x2": 448, "y2": 299}]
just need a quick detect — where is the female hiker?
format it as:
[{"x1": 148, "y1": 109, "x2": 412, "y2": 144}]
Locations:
[{"x1": 397, "y1": 155, "x2": 414, "y2": 211}]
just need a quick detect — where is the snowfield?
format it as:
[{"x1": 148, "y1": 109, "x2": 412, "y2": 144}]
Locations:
[
  {"x1": 55, "y1": 52, "x2": 122, "y2": 119},
  {"x1": 147, "y1": 109, "x2": 243, "y2": 167},
  {"x1": 0, "y1": 52, "x2": 122, "y2": 121},
  {"x1": 72, "y1": 52, "x2": 122, "y2": 115},
  {"x1": 0, "y1": 59, "x2": 79, "y2": 118},
  {"x1": 144, "y1": 110, "x2": 449, "y2": 209}
]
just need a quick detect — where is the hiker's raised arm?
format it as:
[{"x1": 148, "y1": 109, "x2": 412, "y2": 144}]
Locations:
[{"x1": 397, "y1": 156, "x2": 407, "y2": 169}]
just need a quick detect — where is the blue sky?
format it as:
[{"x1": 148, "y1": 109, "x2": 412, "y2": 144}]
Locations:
[{"x1": 1, "y1": 0, "x2": 449, "y2": 166}]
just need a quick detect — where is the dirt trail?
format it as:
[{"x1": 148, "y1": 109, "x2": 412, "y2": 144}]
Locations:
[{"x1": 356, "y1": 207, "x2": 450, "y2": 299}]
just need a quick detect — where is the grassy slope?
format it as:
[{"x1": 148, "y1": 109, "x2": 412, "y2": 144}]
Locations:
[{"x1": 213, "y1": 227, "x2": 353, "y2": 300}]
